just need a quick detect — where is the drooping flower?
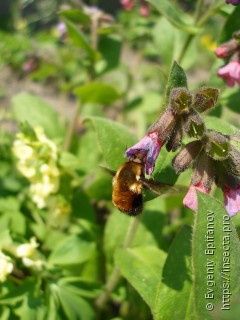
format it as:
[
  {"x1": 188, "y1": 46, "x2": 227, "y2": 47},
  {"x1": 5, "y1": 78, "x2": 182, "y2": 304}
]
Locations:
[
  {"x1": 223, "y1": 185, "x2": 240, "y2": 216},
  {"x1": 217, "y1": 60, "x2": 240, "y2": 87},
  {"x1": 126, "y1": 131, "x2": 163, "y2": 175},
  {"x1": 0, "y1": 252, "x2": 14, "y2": 282},
  {"x1": 225, "y1": 0, "x2": 240, "y2": 5},
  {"x1": 183, "y1": 183, "x2": 210, "y2": 211}
]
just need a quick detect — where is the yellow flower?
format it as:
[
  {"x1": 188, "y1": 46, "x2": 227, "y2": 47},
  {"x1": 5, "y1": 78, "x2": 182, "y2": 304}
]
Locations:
[
  {"x1": 200, "y1": 35, "x2": 217, "y2": 51},
  {"x1": 16, "y1": 237, "x2": 39, "y2": 258},
  {"x1": 0, "y1": 252, "x2": 14, "y2": 282}
]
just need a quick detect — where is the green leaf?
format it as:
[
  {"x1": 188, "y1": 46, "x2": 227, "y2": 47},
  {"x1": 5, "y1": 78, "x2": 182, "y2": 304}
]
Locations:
[
  {"x1": 15, "y1": 292, "x2": 47, "y2": 320},
  {"x1": 52, "y1": 283, "x2": 95, "y2": 320},
  {"x1": 48, "y1": 235, "x2": 96, "y2": 266},
  {"x1": 98, "y1": 36, "x2": 122, "y2": 74},
  {"x1": 12, "y1": 93, "x2": 65, "y2": 139},
  {"x1": 60, "y1": 9, "x2": 91, "y2": 26},
  {"x1": 192, "y1": 192, "x2": 240, "y2": 319},
  {"x1": 74, "y1": 82, "x2": 121, "y2": 105},
  {"x1": 59, "y1": 152, "x2": 81, "y2": 170},
  {"x1": 58, "y1": 277, "x2": 102, "y2": 298},
  {"x1": 147, "y1": 0, "x2": 200, "y2": 34},
  {"x1": 218, "y1": 7, "x2": 240, "y2": 43},
  {"x1": 115, "y1": 246, "x2": 166, "y2": 308},
  {"x1": 165, "y1": 61, "x2": 188, "y2": 104},
  {"x1": 104, "y1": 210, "x2": 163, "y2": 266},
  {"x1": 84, "y1": 117, "x2": 136, "y2": 170},
  {"x1": 153, "y1": 225, "x2": 193, "y2": 320},
  {"x1": 204, "y1": 116, "x2": 240, "y2": 135},
  {"x1": 65, "y1": 20, "x2": 96, "y2": 60},
  {"x1": 220, "y1": 88, "x2": 240, "y2": 114}
]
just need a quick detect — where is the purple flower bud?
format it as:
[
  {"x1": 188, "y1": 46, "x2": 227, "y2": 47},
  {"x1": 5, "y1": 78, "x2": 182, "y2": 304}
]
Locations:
[
  {"x1": 126, "y1": 131, "x2": 163, "y2": 175},
  {"x1": 217, "y1": 60, "x2": 240, "y2": 87},
  {"x1": 223, "y1": 185, "x2": 240, "y2": 216},
  {"x1": 183, "y1": 183, "x2": 210, "y2": 211}
]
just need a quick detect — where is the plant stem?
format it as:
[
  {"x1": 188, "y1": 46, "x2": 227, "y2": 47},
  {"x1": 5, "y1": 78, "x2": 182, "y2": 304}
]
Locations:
[
  {"x1": 178, "y1": 0, "x2": 207, "y2": 64},
  {"x1": 63, "y1": 102, "x2": 80, "y2": 151},
  {"x1": 95, "y1": 216, "x2": 141, "y2": 309}
]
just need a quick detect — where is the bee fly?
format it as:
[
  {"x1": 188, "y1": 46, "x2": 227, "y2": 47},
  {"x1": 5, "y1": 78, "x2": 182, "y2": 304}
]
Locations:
[{"x1": 104, "y1": 158, "x2": 177, "y2": 216}]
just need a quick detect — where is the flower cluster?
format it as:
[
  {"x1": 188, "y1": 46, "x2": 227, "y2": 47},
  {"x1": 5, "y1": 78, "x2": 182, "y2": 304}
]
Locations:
[
  {"x1": 0, "y1": 251, "x2": 13, "y2": 282},
  {"x1": 121, "y1": 0, "x2": 149, "y2": 16},
  {"x1": 215, "y1": 31, "x2": 240, "y2": 87},
  {"x1": 13, "y1": 126, "x2": 60, "y2": 209},
  {"x1": 126, "y1": 84, "x2": 240, "y2": 216}
]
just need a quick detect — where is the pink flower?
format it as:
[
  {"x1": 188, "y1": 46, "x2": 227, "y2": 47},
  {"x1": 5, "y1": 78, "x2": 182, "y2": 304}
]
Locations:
[
  {"x1": 121, "y1": 0, "x2": 149, "y2": 16},
  {"x1": 217, "y1": 60, "x2": 240, "y2": 87},
  {"x1": 121, "y1": 0, "x2": 134, "y2": 11},
  {"x1": 140, "y1": 4, "x2": 149, "y2": 16},
  {"x1": 225, "y1": 0, "x2": 239, "y2": 5},
  {"x1": 214, "y1": 40, "x2": 239, "y2": 58},
  {"x1": 223, "y1": 185, "x2": 240, "y2": 216},
  {"x1": 183, "y1": 183, "x2": 210, "y2": 211},
  {"x1": 126, "y1": 131, "x2": 163, "y2": 175}
]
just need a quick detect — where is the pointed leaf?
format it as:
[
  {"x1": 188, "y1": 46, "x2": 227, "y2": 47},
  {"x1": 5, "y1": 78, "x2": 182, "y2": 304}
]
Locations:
[
  {"x1": 115, "y1": 246, "x2": 166, "y2": 308},
  {"x1": 166, "y1": 61, "x2": 188, "y2": 104},
  {"x1": 153, "y1": 225, "x2": 193, "y2": 320},
  {"x1": 147, "y1": 0, "x2": 200, "y2": 34},
  {"x1": 65, "y1": 20, "x2": 96, "y2": 60},
  {"x1": 74, "y1": 82, "x2": 121, "y2": 105},
  {"x1": 192, "y1": 192, "x2": 240, "y2": 319},
  {"x1": 84, "y1": 117, "x2": 136, "y2": 170}
]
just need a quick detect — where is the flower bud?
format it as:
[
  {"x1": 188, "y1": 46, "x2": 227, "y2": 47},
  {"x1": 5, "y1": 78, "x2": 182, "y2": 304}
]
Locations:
[
  {"x1": 166, "y1": 123, "x2": 182, "y2": 152},
  {"x1": 223, "y1": 147, "x2": 240, "y2": 176},
  {"x1": 172, "y1": 140, "x2": 202, "y2": 173},
  {"x1": 169, "y1": 87, "x2": 192, "y2": 115},
  {"x1": 148, "y1": 108, "x2": 177, "y2": 142},
  {"x1": 214, "y1": 39, "x2": 239, "y2": 58},
  {"x1": 192, "y1": 87, "x2": 219, "y2": 112},
  {"x1": 182, "y1": 109, "x2": 205, "y2": 138},
  {"x1": 191, "y1": 151, "x2": 214, "y2": 191},
  {"x1": 203, "y1": 130, "x2": 230, "y2": 160}
]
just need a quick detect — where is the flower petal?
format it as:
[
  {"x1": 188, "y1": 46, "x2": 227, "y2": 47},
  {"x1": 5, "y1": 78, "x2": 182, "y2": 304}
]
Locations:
[
  {"x1": 223, "y1": 185, "x2": 240, "y2": 216},
  {"x1": 126, "y1": 131, "x2": 163, "y2": 175},
  {"x1": 183, "y1": 183, "x2": 210, "y2": 211}
]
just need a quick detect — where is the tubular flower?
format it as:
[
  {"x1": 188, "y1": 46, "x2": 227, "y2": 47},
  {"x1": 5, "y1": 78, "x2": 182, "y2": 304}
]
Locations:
[
  {"x1": 0, "y1": 252, "x2": 14, "y2": 282},
  {"x1": 217, "y1": 60, "x2": 240, "y2": 87},
  {"x1": 223, "y1": 185, "x2": 240, "y2": 216},
  {"x1": 225, "y1": 0, "x2": 240, "y2": 5},
  {"x1": 126, "y1": 131, "x2": 163, "y2": 175},
  {"x1": 13, "y1": 126, "x2": 60, "y2": 209},
  {"x1": 183, "y1": 183, "x2": 210, "y2": 211}
]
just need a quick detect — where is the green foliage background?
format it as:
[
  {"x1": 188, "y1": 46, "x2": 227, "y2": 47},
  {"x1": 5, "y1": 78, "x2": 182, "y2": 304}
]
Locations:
[{"x1": 0, "y1": 1, "x2": 240, "y2": 319}]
